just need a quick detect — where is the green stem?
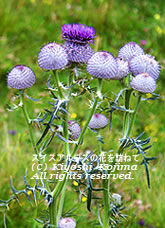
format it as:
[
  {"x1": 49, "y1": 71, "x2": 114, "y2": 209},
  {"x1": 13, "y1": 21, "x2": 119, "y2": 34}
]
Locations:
[
  {"x1": 127, "y1": 94, "x2": 142, "y2": 137},
  {"x1": 56, "y1": 180, "x2": 68, "y2": 225},
  {"x1": 53, "y1": 70, "x2": 64, "y2": 99},
  {"x1": 97, "y1": 133, "x2": 110, "y2": 228},
  {"x1": 49, "y1": 202, "x2": 56, "y2": 225},
  {"x1": 102, "y1": 178, "x2": 110, "y2": 228},
  {"x1": 71, "y1": 79, "x2": 102, "y2": 157},
  {"x1": 20, "y1": 93, "x2": 39, "y2": 156},
  {"x1": 71, "y1": 96, "x2": 98, "y2": 157},
  {"x1": 117, "y1": 89, "x2": 133, "y2": 153},
  {"x1": 123, "y1": 89, "x2": 133, "y2": 138}
]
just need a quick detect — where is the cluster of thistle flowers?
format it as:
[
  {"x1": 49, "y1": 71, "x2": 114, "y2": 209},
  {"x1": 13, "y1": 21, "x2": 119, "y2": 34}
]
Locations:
[{"x1": 7, "y1": 24, "x2": 160, "y2": 227}]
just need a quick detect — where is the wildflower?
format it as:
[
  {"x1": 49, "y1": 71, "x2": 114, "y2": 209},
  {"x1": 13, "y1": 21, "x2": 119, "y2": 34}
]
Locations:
[
  {"x1": 155, "y1": 26, "x2": 163, "y2": 35},
  {"x1": 81, "y1": 196, "x2": 87, "y2": 202},
  {"x1": 118, "y1": 42, "x2": 144, "y2": 62},
  {"x1": 71, "y1": 113, "x2": 77, "y2": 118},
  {"x1": 138, "y1": 218, "x2": 145, "y2": 226},
  {"x1": 8, "y1": 130, "x2": 17, "y2": 135},
  {"x1": 114, "y1": 57, "x2": 129, "y2": 80},
  {"x1": 140, "y1": 40, "x2": 147, "y2": 46},
  {"x1": 68, "y1": 120, "x2": 81, "y2": 140},
  {"x1": 130, "y1": 73, "x2": 156, "y2": 93},
  {"x1": 88, "y1": 113, "x2": 108, "y2": 130},
  {"x1": 62, "y1": 24, "x2": 95, "y2": 63},
  {"x1": 87, "y1": 51, "x2": 118, "y2": 79},
  {"x1": 129, "y1": 54, "x2": 160, "y2": 80},
  {"x1": 38, "y1": 42, "x2": 68, "y2": 70},
  {"x1": 7, "y1": 65, "x2": 36, "y2": 89},
  {"x1": 73, "y1": 180, "x2": 79, "y2": 186},
  {"x1": 154, "y1": 14, "x2": 160, "y2": 20},
  {"x1": 58, "y1": 217, "x2": 76, "y2": 228}
]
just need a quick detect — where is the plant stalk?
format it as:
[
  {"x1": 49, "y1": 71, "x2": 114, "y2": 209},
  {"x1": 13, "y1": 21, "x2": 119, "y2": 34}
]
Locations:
[{"x1": 97, "y1": 133, "x2": 110, "y2": 228}]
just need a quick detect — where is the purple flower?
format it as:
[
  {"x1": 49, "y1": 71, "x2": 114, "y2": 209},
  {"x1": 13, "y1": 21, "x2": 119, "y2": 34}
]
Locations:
[
  {"x1": 138, "y1": 218, "x2": 145, "y2": 226},
  {"x1": 87, "y1": 51, "x2": 118, "y2": 79},
  {"x1": 140, "y1": 40, "x2": 147, "y2": 46},
  {"x1": 114, "y1": 57, "x2": 130, "y2": 79},
  {"x1": 8, "y1": 130, "x2": 17, "y2": 135},
  {"x1": 38, "y1": 42, "x2": 68, "y2": 70},
  {"x1": 118, "y1": 42, "x2": 144, "y2": 62},
  {"x1": 61, "y1": 24, "x2": 95, "y2": 44},
  {"x1": 88, "y1": 113, "x2": 108, "y2": 130},
  {"x1": 62, "y1": 24, "x2": 95, "y2": 63},
  {"x1": 68, "y1": 120, "x2": 81, "y2": 140},
  {"x1": 58, "y1": 217, "x2": 76, "y2": 228},
  {"x1": 130, "y1": 73, "x2": 156, "y2": 93},
  {"x1": 129, "y1": 54, "x2": 160, "y2": 80},
  {"x1": 7, "y1": 65, "x2": 36, "y2": 89}
]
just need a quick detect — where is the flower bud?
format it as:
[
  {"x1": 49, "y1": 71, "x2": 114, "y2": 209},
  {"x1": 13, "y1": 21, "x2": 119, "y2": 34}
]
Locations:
[
  {"x1": 114, "y1": 57, "x2": 129, "y2": 79},
  {"x1": 88, "y1": 113, "x2": 108, "y2": 130},
  {"x1": 58, "y1": 217, "x2": 76, "y2": 228},
  {"x1": 129, "y1": 54, "x2": 160, "y2": 80},
  {"x1": 38, "y1": 42, "x2": 68, "y2": 70},
  {"x1": 7, "y1": 65, "x2": 36, "y2": 89},
  {"x1": 118, "y1": 42, "x2": 144, "y2": 61},
  {"x1": 130, "y1": 73, "x2": 156, "y2": 93},
  {"x1": 87, "y1": 51, "x2": 118, "y2": 79},
  {"x1": 68, "y1": 120, "x2": 81, "y2": 140}
]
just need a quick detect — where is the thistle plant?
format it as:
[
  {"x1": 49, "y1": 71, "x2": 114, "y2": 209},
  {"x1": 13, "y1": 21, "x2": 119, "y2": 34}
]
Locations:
[{"x1": 1, "y1": 23, "x2": 163, "y2": 228}]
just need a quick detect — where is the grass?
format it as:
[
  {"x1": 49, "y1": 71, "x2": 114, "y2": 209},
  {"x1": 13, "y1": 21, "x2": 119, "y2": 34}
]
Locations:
[{"x1": 0, "y1": 0, "x2": 165, "y2": 227}]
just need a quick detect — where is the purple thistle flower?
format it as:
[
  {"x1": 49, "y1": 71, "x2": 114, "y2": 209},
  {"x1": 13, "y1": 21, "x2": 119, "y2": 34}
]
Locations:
[
  {"x1": 61, "y1": 24, "x2": 95, "y2": 44},
  {"x1": 129, "y1": 54, "x2": 160, "y2": 80},
  {"x1": 58, "y1": 217, "x2": 76, "y2": 228},
  {"x1": 68, "y1": 120, "x2": 81, "y2": 140},
  {"x1": 130, "y1": 73, "x2": 156, "y2": 93},
  {"x1": 114, "y1": 57, "x2": 130, "y2": 80},
  {"x1": 7, "y1": 65, "x2": 36, "y2": 89},
  {"x1": 87, "y1": 51, "x2": 118, "y2": 79},
  {"x1": 38, "y1": 42, "x2": 68, "y2": 70},
  {"x1": 118, "y1": 42, "x2": 144, "y2": 62},
  {"x1": 61, "y1": 24, "x2": 95, "y2": 63},
  {"x1": 88, "y1": 113, "x2": 108, "y2": 130}
]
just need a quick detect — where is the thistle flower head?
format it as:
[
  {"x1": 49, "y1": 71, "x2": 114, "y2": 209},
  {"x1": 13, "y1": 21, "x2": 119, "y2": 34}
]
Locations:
[
  {"x1": 87, "y1": 51, "x2": 118, "y2": 79},
  {"x1": 130, "y1": 73, "x2": 156, "y2": 93},
  {"x1": 62, "y1": 41, "x2": 94, "y2": 63},
  {"x1": 114, "y1": 57, "x2": 130, "y2": 80},
  {"x1": 129, "y1": 54, "x2": 160, "y2": 80},
  {"x1": 62, "y1": 24, "x2": 95, "y2": 44},
  {"x1": 88, "y1": 113, "x2": 108, "y2": 130},
  {"x1": 68, "y1": 120, "x2": 81, "y2": 140},
  {"x1": 7, "y1": 65, "x2": 36, "y2": 89},
  {"x1": 38, "y1": 42, "x2": 68, "y2": 70},
  {"x1": 118, "y1": 42, "x2": 144, "y2": 61},
  {"x1": 58, "y1": 217, "x2": 76, "y2": 228}
]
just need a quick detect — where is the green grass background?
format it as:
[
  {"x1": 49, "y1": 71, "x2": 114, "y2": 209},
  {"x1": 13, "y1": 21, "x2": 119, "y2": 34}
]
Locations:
[{"x1": 0, "y1": 0, "x2": 165, "y2": 227}]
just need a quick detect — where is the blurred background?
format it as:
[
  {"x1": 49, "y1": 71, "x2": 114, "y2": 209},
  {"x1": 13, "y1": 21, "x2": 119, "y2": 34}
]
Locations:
[{"x1": 0, "y1": 0, "x2": 165, "y2": 227}]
